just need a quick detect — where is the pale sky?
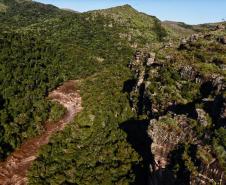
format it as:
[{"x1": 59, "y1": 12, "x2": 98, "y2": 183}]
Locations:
[{"x1": 35, "y1": 0, "x2": 226, "y2": 25}]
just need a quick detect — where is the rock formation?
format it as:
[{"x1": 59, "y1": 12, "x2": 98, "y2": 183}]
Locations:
[
  {"x1": 196, "y1": 108, "x2": 210, "y2": 127},
  {"x1": 127, "y1": 27, "x2": 226, "y2": 184},
  {"x1": 217, "y1": 36, "x2": 226, "y2": 45}
]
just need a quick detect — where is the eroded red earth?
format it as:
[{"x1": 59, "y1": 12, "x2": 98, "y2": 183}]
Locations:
[{"x1": 0, "y1": 80, "x2": 82, "y2": 185}]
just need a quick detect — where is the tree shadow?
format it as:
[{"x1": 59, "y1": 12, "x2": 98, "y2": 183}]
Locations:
[
  {"x1": 123, "y1": 80, "x2": 152, "y2": 118},
  {"x1": 148, "y1": 169, "x2": 176, "y2": 185},
  {"x1": 122, "y1": 72, "x2": 225, "y2": 184},
  {"x1": 167, "y1": 144, "x2": 191, "y2": 185},
  {"x1": 120, "y1": 119, "x2": 153, "y2": 185},
  {"x1": 166, "y1": 101, "x2": 198, "y2": 119},
  {"x1": 0, "y1": 143, "x2": 14, "y2": 160},
  {"x1": 123, "y1": 79, "x2": 137, "y2": 94},
  {"x1": 203, "y1": 94, "x2": 225, "y2": 128},
  {"x1": 166, "y1": 80, "x2": 220, "y2": 121},
  {"x1": 134, "y1": 82, "x2": 152, "y2": 118},
  {"x1": 0, "y1": 94, "x2": 5, "y2": 110},
  {"x1": 200, "y1": 81, "x2": 214, "y2": 98}
]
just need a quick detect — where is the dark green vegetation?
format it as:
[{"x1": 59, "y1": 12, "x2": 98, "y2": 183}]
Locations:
[
  {"x1": 0, "y1": 0, "x2": 167, "y2": 184},
  {"x1": 29, "y1": 66, "x2": 141, "y2": 185},
  {"x1": 0, "y1": 0, "x2": 225, "y2": 184},
  {"x1": 0, "y1": 0, "x2": 61, "y2": 29}
]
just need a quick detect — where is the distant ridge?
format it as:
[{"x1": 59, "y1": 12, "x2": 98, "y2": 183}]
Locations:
[{"x1": 62, "y1": 8, "x2": 79, "y2": 13}]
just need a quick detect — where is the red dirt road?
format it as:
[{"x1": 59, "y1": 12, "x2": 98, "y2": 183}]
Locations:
[{"x1": 0, "y1": 80, "x2": 82, "y2": 185}]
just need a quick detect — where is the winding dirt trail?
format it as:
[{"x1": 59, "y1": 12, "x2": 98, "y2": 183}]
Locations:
[{"x1": 0, "y1": 80, "x2": 82, "y2": 185}]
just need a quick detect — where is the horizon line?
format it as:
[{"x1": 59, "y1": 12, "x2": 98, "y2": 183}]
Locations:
[{"x1": 33, "y1": 1, "x2": 226, "y2": 25}]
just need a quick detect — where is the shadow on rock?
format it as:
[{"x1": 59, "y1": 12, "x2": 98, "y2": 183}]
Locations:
[
  {"x1": 149, "y1": 169, "x2": 176, "y2": 185},
  {"x1": 120, "y1": 119, "x2": 152, "y2": 185}
]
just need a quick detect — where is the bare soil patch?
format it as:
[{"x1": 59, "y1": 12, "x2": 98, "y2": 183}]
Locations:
[{"x1": 0, "y1": 80, "x2": 82, "y2": 185}]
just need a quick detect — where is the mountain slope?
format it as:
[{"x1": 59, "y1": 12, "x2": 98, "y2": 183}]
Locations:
[
  {"x1": 127, "y1": 25, "x2": 226, "y2": 184},
  {"x1": 0, "y1": 0, "x2": 66, "y2": 29},
  {"x1": 0, "y1": 1, "x2": 225, "y2": 185},
  {"x1": 88, "y1": 5, "x2": 167, "y2": 45},
  {"x1": 162, "y1": 21, "x2": 195, "y2": 38},
  {"x1": 0, "y1": 1, "x2": 144, "y2": 184}
]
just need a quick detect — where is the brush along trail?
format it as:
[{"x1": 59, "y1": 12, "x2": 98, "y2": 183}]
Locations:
[{"x1": 0, "y1": 80, "x2": 82, "y2": 185}]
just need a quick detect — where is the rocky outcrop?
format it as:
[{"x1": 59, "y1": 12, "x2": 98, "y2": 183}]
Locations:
[
  {"x1": 217, "y1": 36, "x2": 226, "y2": 44},
  {"x1": 179, "y1": 66, "x2": 198, "y2": 81},
  {"x1": 215, "y1": 24, "x2": 225, "y2": 31},
  {"x1": 179, "y1": 38, "x2": 188, "y2": 49},
  {"x1": 210, "y1": 75, "x2": 225, "y2": 94},
  {"x1": 189, "y1": 33, "x2": 200, "y2": 42},
  {"x1": 190, "y1": 159, "x2": 225, "y2": 185},
  {"x1": 127, "y1": 36, "x2": 226, "y2": 184},
  {"x1": 179, "y1": 33, "x2": 202, "y2": 49},
  {"x1": 196, "y1": 108, "x2": 209, "y2": 127},
  {"x1": 148, "y1": 116, "x2": 195, "y2": 169},
  {"x1": 128, "y1": 50, "x2": 156, "y2": 115},
  {"x1": 147, "y1": 114, "x2": 225, "y2": 185},
  {"x1": 147, "y1": 115, "x2": 197, "y2": 185}
]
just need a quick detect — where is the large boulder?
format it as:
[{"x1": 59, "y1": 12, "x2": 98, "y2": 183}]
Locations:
[{"x1": 148, "y1": 116, "x2": 196, "y2": 170}]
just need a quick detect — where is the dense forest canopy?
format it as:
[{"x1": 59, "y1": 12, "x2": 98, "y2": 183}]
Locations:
[
  {"x1": 0, "y1": 0, "x2": 225, "y2": 184},
  {"x1": 0, "y1": 1, "x2": 161, "y2": 183}
]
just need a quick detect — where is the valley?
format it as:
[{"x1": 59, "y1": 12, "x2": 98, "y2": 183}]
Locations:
[{"x1": 0, "y1": 81, "x2": 82, "y2": 185}]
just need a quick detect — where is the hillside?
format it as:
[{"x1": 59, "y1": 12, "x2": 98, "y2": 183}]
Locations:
[
  {"x1": 0, "y1": 0, "x2": 62, "y2": 27},
  {"x1": 0, "y1": 0, "x2": 225, "y2": 185},
  {"x1": 162, "y1": 21, "x2": 195, "y2": 38},
  {"x1": 127, "y1": 27, "x2": 226, "y2": 184}
]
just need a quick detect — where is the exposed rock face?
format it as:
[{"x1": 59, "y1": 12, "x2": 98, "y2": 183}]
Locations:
[
  {"x1": 163, "y1": 42, "x2": 173, "y2": 48},
  {"x1": 180, "y1": 66, "x2": 197, "y2": 81},
  {"x1": 127, "y1": 39, "x2": 226, "y2": 184},
  {"x1": 148, "y1": 116, "x2": 194, "y2": 168},
  {"x1": 179, "y1": 34, "x2": 202, "y2": 49},
  {"x1": 211, "y1": 75, "x2": 225, "y2": 94},
  {"x1": 128, "y1": 50, "x2": 155, "y2": 115},
  {"x1": 189, "y1": 33, "x2": 200, "y2": 42},
  {"x1": 217, "y1": 36, "x2": 226, "y2": 44},
  {"x1": 190, "y1": 159, "x2": 225, "y2": 185},
  {"x1": 179, "y1": 38, "x2": 188, "y2": 49},
  {"x1": 196, "y1": 108, "x2": 209, "y2": 127},
  {"x1": 147, "y1": 115, "x2": 225, "y2": 185},
  {"x1": 147, "y1": 115, "x2": 197, "y2": 185},
  {"x1": 129, "y1": 51, "x2": 146, "y2": 88},
  {"x1": 215, "y1": 24, "x2": 225, "y2": 31}
]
